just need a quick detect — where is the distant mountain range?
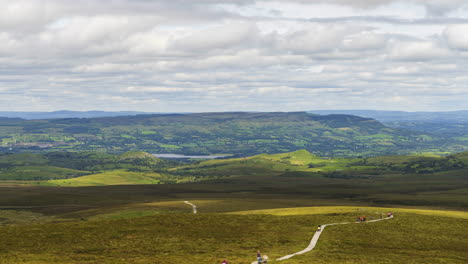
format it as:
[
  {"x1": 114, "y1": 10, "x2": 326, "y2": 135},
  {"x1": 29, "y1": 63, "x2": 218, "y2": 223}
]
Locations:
[
  {"x1": 1, "y1": 110, "x2": 466, "y2": 123},
  {"x1": 309, "y1": 110, "x2": 468, "y2": 123},
  {"x1": 0, "y1": 111, "x2": 465, "y2": 157},
  {"x1": 0, "y1": 111, "x2": 155, "y2": 120}
]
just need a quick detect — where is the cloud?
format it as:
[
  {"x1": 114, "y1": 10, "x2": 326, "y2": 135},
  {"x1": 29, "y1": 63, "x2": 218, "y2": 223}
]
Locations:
[
  {"x1": 387, "y1": 39, "x2": 452, "y2": 60},
  {"x1": 444, "y1": 24, "x2": 468, "y2": 50},
  {"x1": 273, "y1": 24, "x2": 357, "y2": 53},
  {"x1": 281, "y1": 0, "x2": 467, "y2": 14},
  {"x1": 0, "y1": 32, "x2": 20, "y2": 55},
  {"x1": 171, "y1": 22, "x2": 260, "y2": 53},
  {"x1": 342, "y1": 31, "x2": 387, "y2": 50},
  {"x1": 0, "y1": 0, "x2": 466, "y2": 112}
]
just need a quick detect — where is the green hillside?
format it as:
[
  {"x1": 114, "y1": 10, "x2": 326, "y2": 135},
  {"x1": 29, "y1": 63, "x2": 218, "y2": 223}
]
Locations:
[
  {"x1": 169, "y1": 150, "x2": 468, "y2": 209},
  {"x1": 0, "y1": 149, "x2": 467, "y2": 209},
  {"x1": 0, "y1": 147, "x2": 466, "y2": 263},
  {"x1": 1, "y1": 112, "x2": 464, "y2": 157},
  {"x1": 450, "y1": 151, "x2": 468, "y2": 164},
  {"x1": 41, "y1": 170, "x2": 163, "y2": 187},
  {"x1": 0, "y1": 166, "x2": 90, "y2": 181},
  {"x1": 0, "y1": 204, "x2": 466, "y2": 264},
  {"x1": 0, "y1": 151, "x2": 182, "y2": 184},
  {"x1": 172, "y1": 148, "x2": 466, "y2": 176},
  {"x1": 172, "y1": 149, "x2": 360, "y2": 177}
]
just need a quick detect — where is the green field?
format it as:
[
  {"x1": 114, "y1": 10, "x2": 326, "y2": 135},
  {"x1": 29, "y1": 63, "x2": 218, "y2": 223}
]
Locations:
[
  {"x1": 0, "y1": 202, "x2": 467, "y2": 264},
  {"x1": 41, "y1": 170, "x2": 163, "y2": 186},
  {"x1": 0, "y1": 148, "x2": 467, "y2": 263},
  {"x1": 0, "y1": 149, "x2": 467, "y2": 210}
]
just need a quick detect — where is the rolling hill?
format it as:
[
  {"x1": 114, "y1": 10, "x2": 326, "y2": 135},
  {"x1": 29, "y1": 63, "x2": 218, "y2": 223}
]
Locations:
[
  {"x1": 0, "y1": 203, "x2": 466, "y2": 264},
  {"x1": 309, "y1": 110, "x2": 468, "y2": 143},
  {"x1": 1, "y1": 111, "x2": 463, "y2": 157},
  {"x1": 0, "y1": 110, "x2": 153, "y2": 120},
  {"x1": 309, "y1": 110, "x2": 468, "y2": 123},
  {"x1": 0, "y1": 149, "x2": 466, "y2": 263},
  {"x1": 1, "y1": 150, "x2": 467, "y2": 209}
]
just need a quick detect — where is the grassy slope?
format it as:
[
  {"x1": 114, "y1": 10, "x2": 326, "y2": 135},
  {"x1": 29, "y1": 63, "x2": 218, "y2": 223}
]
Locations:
[
  {"x1": 176, "y1": 148, "x2": 463, "y2": 175},
  {"x1": 0, "y1": 151, "x2": 180, "y2": 185},
  {"x1": 168, "y1": 150, "x2": 468, "y2": 209},
  {"x1": 0, "y1": 151, "x2": 466, "y2": 263},
  {"x1": 232, "y1": 206, "x2": 468, "y2": 219},
  {"x1": 0, "y1": 153, "x2": 48, "y2": 165},
  {"x1": 0, "y1": 205, "x2": 466, "y2": 264},
  {"x1": 0, "y1": 166, "x2": 90, "y2": 181},
  {"x1": 41, "y1": 170, "x2": 162, "y2": 187},
  {"x1": 0, "y1": 150, "x2": 465, "y2": 210},
  {"x1": 173, "y1": 149, "x2": 359, "y2": 175},
  {"x1": 451, "y1": 151, "x2": 468, "y2": 163}
]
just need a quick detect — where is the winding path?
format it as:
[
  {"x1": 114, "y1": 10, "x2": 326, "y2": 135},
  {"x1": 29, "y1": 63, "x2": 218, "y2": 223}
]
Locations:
[
  {"x1": 184, "y1": 201, "x2": 197, "y2": 214},
  {"x1": 181, "y1": 202, "x2": 392, "y2": 263},
  {"x1": 276, "y1": 215, "x2": 394, "y2": 261}
]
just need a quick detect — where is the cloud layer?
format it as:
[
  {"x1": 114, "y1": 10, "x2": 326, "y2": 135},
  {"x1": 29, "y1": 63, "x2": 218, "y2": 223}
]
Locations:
[{"x1": 0, "y1": 0, "x2": 467, "y2": 111}]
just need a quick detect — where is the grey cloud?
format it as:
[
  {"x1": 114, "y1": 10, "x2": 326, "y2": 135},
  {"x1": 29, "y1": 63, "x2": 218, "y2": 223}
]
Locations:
[
  {"x1": 303, "y1": 16, "x2": 468, "y2": 25},
  {"x1": 278, "y1": 0, "x2": 467, "y2": 13},
  {"x1": 278, "y1": 0, "x2": 395, "y2": 9},
  {"x1": 0, "y1": 0, "x2": 466, "y2": 112}
]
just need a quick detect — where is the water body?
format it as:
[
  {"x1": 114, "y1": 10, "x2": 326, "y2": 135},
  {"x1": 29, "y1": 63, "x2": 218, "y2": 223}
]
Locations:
[{"x1": 153, "y1": 154, "x2": 228, "y2": 159}]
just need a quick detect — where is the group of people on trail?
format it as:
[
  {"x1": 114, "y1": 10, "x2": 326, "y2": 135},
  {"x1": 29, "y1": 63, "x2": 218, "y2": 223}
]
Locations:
[
  {"x1": 356, "y1": 216, "x2": 368, "y2": 222},
  {"x1": 221, "y1": 211, "x2": 395, "y2": 264},
  {"x1": 220, "y1": 250, "x2": 268, "y2": 264},
  {"x1": 356, "y1": 212, "x2": 393, "y2": 222}
]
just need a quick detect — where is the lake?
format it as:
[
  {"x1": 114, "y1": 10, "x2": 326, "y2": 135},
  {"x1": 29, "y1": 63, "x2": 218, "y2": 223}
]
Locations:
[{"x1": 153, "y1": 154, "x2": 228, "y2": 159}]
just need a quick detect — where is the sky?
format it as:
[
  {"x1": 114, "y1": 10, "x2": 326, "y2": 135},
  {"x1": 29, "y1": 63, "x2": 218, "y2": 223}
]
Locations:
[{"x1": 1, "y1": 0, "x2": 468, "y2": 112}]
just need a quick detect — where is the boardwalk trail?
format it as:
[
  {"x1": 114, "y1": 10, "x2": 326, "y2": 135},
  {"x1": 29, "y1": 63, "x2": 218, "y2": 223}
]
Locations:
[
  {"x1": 184, "y1": 201, "x2": 197, "y2": 214},
  {"x1": 183, "y1": 203, "x2": 392, "y2": 263},
  {"x1": 276, "y1": 214, "x2": 394, "y2": 261}
]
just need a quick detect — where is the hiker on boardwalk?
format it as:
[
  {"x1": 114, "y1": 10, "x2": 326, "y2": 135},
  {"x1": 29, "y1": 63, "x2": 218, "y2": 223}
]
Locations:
[
  {"x1": 257, "y1": 250, "x2": 263, "y2": 264},
  {"x1": 317, "y1": 225, "x2": 322, "y2": 232},
  {"x1": 262, "y1": 255, "x2": 269, "y2": 263},
  {"x1": 222, "y1": 260, "x2": 228, "y2": 264}
]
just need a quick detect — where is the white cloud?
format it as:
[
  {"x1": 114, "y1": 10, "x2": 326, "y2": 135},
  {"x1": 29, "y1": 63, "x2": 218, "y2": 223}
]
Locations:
[
  {"x1": 384, "y1": 65, "x2": 422, "y2": 75},
  {"x1": 273, "y1": 24, "x2": 361, "y2": 53},
  {"x1": 72, "y1": 63, "x2": 137, "y2": 73},
  {"x1": 171, "y1": 22, "x2": 260, "y2": 52},
  {"x1": 342, "y1": 31, "x2": 387, "y2": 50},
  {"x1": 444, "y1": 24, "x2": 468, "y2": 50},
  {"x1": 0, "y1": 32, "x2": 20, "y2": 55},
  {"x1": 0, "y1": 0, "x2": 466, "y2": 112},
  {"x1": 0, "y1": 0, "x2": 50, "y2": 31},
  {"x1": 387, "y1": 40, "x2": 452, "y2": 60}
]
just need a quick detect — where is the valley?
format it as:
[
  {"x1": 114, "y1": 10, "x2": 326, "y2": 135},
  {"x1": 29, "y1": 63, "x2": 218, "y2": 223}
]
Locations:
[
  {"x1": 0, "y1": 114, "x2": 467, "y2": 264},
  {"x1": 3, "y1": 0, "x2": 468, "y2": 262}
]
